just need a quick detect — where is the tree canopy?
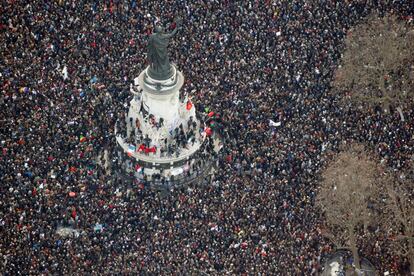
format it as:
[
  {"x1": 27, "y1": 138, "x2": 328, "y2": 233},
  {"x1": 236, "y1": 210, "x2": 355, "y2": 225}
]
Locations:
[
  {"x1": 334, "y1": 14, "x2": 414, "y2": 112},
  {"x1": 317, "y1": 143, "x2": 382, "y2": 270}
]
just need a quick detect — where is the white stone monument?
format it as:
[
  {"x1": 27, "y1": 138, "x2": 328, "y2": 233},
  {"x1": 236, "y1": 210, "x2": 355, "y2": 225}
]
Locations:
[
  {"x1": 115, "y1": 19, "x2": 221, "y2": 186},
  {"x1": 115, "y1": 63, "x2": 207, "y2": 184}
]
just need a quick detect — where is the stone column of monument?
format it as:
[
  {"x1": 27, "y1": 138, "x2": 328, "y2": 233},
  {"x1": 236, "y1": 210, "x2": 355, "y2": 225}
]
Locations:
[{"x1": 115, "y1": 18, "x2": 219, "y2": 186}]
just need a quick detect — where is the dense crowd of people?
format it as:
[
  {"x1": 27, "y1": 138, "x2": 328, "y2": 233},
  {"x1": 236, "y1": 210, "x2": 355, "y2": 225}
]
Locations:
[{"x1": 1, "y1": 0, "x2": 413, "y2": 274}]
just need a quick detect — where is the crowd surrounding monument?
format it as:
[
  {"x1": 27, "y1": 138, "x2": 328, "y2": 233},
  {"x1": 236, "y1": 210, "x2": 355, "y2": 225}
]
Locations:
[{"x1": 0, "y1": 1, "x2": 413, "y2": 275}]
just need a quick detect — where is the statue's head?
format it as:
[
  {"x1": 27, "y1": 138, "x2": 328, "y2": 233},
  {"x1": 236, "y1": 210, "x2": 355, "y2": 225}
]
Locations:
[{"x1": 154, "y1": 25, "x2": 164, "y2": 33}]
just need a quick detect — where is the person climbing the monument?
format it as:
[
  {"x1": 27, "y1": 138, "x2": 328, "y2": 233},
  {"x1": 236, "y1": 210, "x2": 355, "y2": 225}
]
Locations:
[{"x1": 147, "y1": 17, "x2": 182, "y2": 80}]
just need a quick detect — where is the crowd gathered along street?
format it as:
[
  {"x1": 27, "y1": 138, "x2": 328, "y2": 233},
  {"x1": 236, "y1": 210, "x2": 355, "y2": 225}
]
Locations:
[{"x1": 1, "y1": 0, "x2": 413, "y2": 274}]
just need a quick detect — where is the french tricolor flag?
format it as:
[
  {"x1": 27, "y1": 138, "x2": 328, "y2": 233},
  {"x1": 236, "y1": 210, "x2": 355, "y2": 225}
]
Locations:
[{"x1": 127, "y1": 145, "x2": 136, "y2": 157}]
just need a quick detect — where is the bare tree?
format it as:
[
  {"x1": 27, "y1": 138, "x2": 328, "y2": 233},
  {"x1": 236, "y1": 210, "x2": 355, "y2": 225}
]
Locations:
[
  {"x1": 334, "y1": 13, "x2": 414, "y2": 114},
  {"x1": 384, "y1": 166, "x2": 414, "y2": 273},
  {"x1": 317, "y1": 143, "x2": 382, "y2": 271}
]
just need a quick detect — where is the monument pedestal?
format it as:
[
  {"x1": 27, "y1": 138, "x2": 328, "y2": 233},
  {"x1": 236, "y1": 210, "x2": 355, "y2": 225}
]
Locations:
[{"x1": 115, "y1": 65, "x2": 221, "y2": 187}]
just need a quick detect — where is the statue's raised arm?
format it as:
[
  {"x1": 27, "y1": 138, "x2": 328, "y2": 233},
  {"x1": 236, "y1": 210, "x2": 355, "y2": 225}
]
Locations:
[
  {"x1": 147, "y1": 17, "x2": 182, "y2": 80},
  {"x1": 164, "y1": 17, "x2": 182, "y2": 38}
]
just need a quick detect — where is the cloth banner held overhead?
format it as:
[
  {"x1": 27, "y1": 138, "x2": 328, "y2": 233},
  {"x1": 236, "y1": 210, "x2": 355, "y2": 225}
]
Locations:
[
  {"x1": 135, "y1": 164, "x2": 143, "y2": 173},
  {"x1": 138, "y1": 144, "x2": 146, "y2": 152},
  {"x1": 137, "y1": 144, "x2": 156, "y2": 154},
  {"x1": 62, "y1": 65, "x2": 69, "y2": 80},
  {"x1": 269, "y1": 119, "x2": 281, "y2": 127},
  {"x1": 127, "y1": 144, "x2": 136, "y2": 157},
  {"x1": 144, "y1": 146, "x2": 156, "y2": 154},
  {"x1": 79, "y1": 135, "x2": 87, "y2": 143},
  {"x1": 205, "y1": 127, "x2": 213, "y2": 136},
  {"x1": 170, "y1": 167, "x2": 183, "y2": 176},
  {"x1": 186, "y1": 100, "x2": 193, "y2": 110}
]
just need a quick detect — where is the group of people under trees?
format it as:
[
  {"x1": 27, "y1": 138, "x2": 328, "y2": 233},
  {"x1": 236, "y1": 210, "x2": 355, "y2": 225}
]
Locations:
[{"x1": 0, "y1": 0, "x2": 413, "y2": 274}]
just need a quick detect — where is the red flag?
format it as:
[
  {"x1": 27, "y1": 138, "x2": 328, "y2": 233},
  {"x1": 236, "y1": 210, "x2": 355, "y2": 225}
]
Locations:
[
  {"x1": 186, "y1": 100, "x2": 193, "y2": 110},
  {"x1": 205, "y1": 127, "x2": 213, "y2": 136},
  {"x1": 71, "y1": 209, "x2": 77, "y2": 219},
  {"x1": 138, "y1": 144, "x2": 146, "y2": 152},
  {"x1": 109, "y1": 0, "x2": 114, "y2": 13},
  {"x1": 144, "y1": 146, "x2": 156, "y2": 154},
  {"x1": 226, "y1": 154, "x2": 232, "y2": 163}
]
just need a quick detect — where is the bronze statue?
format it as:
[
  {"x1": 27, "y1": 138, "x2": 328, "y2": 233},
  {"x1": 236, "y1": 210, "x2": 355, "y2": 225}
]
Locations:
[{"x1": 147, "y1": 18, "x2": 181, "y2": 80}]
